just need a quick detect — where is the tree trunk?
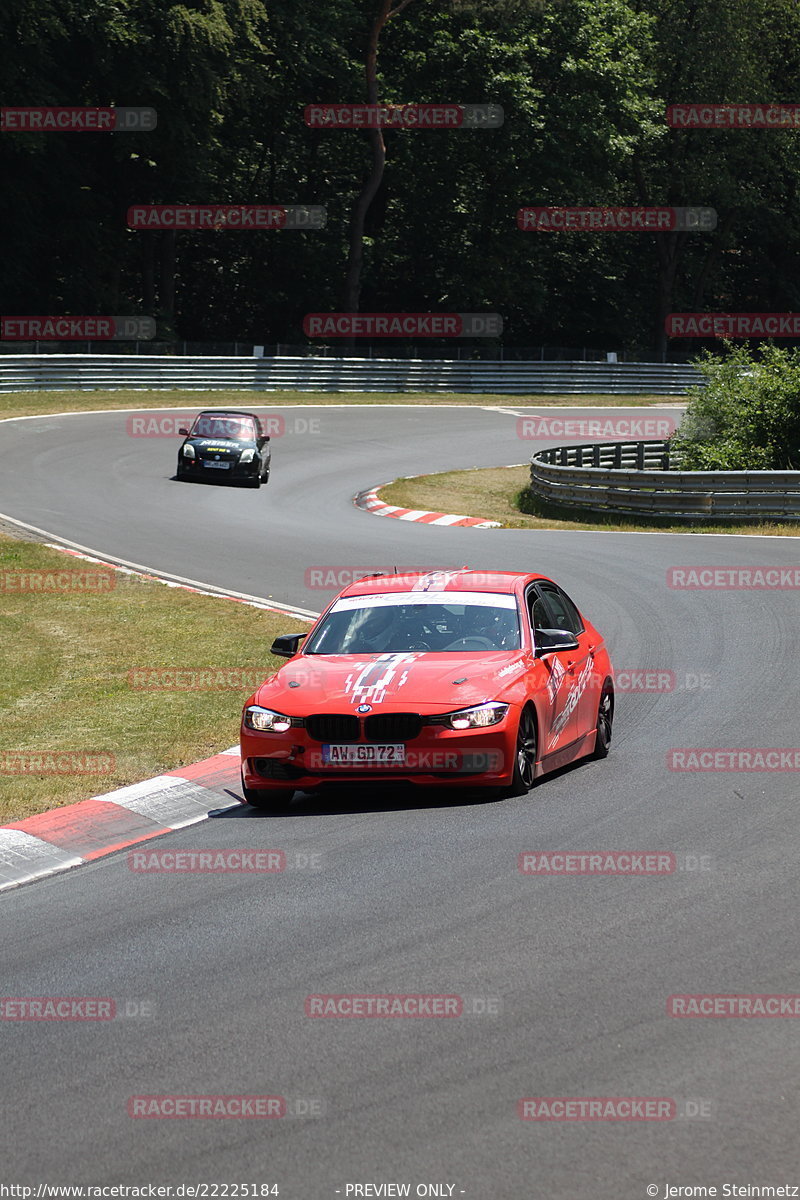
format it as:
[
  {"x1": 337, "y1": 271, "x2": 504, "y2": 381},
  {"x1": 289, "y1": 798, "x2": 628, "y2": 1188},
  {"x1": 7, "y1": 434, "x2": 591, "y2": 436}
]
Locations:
[
  {"x1": 142, "y1": 233, "x2": 155, "y2": 315},
  {"x1": 341, "y1": 0, "x2": 414, "y2": 351},
  {"x1": 653, "y1": 232, "x2": 684, "y2": 361},
  {"x1": 160, "y1": 229, "x2": 177, "y2": 329},
  {"x1": 691, "y1": 208, "x2": 739, "y2": 309},
  {"x1": 634, "y1": 156, "x2": 686, "y2": 361}
]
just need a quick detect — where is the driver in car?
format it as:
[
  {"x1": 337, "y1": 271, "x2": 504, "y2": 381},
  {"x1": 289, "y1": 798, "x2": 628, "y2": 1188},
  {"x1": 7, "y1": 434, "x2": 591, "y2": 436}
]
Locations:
[
  {"x1": 442, "y1": 605, "x2": 518, "y2": 649},
  {"x1": 346, "y1": 605, "x2": 398, "y2": 653}
]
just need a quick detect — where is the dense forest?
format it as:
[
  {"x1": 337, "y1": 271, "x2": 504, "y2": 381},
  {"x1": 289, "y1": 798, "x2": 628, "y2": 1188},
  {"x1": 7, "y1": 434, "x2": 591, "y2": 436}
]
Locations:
[{"x1": 2, "y1": 0, "x2": 800, "y2": 358}]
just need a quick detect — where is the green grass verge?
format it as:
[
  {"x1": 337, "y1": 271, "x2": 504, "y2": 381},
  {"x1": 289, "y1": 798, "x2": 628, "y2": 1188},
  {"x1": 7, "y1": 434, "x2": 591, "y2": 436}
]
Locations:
[
  {"x1": 0, "y1": 533, "x2": 313, "y2": 824},
  {"x1": 0, "y1": 389, "x2": 685, "y2": 422},
  {"x1": 380, "y1": 466, "x2": 800, "y2": 536}
]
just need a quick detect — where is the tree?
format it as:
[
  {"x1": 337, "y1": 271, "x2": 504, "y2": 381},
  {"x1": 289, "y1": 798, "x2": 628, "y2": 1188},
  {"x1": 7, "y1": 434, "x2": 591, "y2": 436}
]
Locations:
[{"x1": 669, "y1": 342, "x2": 800, "y2": 470}]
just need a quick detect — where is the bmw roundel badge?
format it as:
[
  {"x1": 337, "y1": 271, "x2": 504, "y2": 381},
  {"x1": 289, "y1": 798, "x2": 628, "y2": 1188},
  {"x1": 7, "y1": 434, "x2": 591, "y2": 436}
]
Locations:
[{"x1": 356, "y1": 704, "x2": 372, "y2": 713}]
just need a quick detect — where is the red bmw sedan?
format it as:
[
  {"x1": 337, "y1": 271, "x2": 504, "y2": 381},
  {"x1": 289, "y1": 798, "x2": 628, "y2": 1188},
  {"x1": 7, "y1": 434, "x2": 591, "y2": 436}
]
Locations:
[{"x1": 240, "y1": 570, "x2": 614, "y2": 811}]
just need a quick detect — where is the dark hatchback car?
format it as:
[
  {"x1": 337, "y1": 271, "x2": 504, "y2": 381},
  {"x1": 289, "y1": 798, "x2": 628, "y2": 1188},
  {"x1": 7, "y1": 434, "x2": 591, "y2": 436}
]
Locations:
[{"x1": 176, "y1": 410, "x2": 271, "y2": 487}]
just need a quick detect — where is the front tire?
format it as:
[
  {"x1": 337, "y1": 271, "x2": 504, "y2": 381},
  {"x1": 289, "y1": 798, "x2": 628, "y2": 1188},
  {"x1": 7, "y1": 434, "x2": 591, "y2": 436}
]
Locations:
[
  {"x1": 591, "y1": 682, "x2": 614, "y2": 759},
  {"x1": 506, "y1": 705, "x2": 538, "y2": 796},
  {"x1": 240, "y1": 771, "x2": 294, "y2": 811}
]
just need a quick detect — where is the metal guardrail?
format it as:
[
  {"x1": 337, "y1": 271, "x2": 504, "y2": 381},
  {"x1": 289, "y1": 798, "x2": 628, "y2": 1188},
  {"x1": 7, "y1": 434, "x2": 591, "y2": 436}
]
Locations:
[
  {"x1": 529, "y1": 441, "x2": 800, "y2": 520},
  {"x1": 0, "y1": 355, "x2": 701, "y2": 396}
]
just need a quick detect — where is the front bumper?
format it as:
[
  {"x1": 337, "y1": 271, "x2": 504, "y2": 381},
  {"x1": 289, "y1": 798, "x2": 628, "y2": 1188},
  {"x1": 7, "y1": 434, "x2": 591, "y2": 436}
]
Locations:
[
  {"x1": 240, "y1": 714, "x2": 517, "y2": 794},
  {"x1": 178, "y1": 457, "x2": 264, "y2": 480}
]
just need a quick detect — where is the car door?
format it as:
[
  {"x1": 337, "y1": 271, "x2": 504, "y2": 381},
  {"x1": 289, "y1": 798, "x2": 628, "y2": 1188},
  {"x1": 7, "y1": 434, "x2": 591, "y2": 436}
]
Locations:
[
  {"x1": 525, "y1": 585, "x2": 579, "y2": 755},
  {"x1": 538, "y1": 583, "x2": 598, "y2": 743}
]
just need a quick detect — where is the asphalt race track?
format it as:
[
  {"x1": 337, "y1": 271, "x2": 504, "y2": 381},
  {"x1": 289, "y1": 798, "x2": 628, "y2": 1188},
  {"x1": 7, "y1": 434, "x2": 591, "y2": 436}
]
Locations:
[{"x1": 2, "y1": 404, "x2": 800, "y2": 1197}]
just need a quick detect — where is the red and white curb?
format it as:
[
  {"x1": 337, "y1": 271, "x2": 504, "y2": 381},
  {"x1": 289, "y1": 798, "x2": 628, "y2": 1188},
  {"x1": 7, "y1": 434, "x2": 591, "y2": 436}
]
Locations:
[
  {"x1": 355, "y1": 485, "x2": 500, "y2": 528},
  {"x1": 0, "y1": 747, "x2": 243, "y2": 893},
  {"x1": 0, "y1": 515, "x2": 319, "y2": 896}
]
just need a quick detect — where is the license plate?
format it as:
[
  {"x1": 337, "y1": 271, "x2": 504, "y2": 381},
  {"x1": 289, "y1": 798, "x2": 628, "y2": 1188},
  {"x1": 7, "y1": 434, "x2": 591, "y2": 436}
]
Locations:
[
  {"x1": 322, "y1": 743, "x2": 405, "y2": 765},
  {"x1": 203, "y1": 460, "x2": 231, "y2": 469}
]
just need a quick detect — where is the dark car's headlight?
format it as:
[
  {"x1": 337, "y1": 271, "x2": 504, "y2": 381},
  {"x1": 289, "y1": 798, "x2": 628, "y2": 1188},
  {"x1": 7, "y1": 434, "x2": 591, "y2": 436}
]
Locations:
[
  {"x1": 244, "y1": 705, "x2": 292, "y2": 732},
  {"x1": 238, "y1": 448, "x2": 256, "y2": 463},
  {"x1": 182, "y1": 444, "x2": 196, "y2": 459},
  {"x1": 437, "y1": 702, "x2": 509, "y2": 730}
]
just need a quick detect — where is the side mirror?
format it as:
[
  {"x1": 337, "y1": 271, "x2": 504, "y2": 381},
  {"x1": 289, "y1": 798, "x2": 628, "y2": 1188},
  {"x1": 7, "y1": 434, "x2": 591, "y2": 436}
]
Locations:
[
  {"x1": 535, "y1": 628, "x2": 579, "y2": 656},
  {"x1": 178, "y1": 427, "x2": 189, "y2": 436},
  {"x1": 270, "y1": 633, "x2": 307, "y2": 658}
]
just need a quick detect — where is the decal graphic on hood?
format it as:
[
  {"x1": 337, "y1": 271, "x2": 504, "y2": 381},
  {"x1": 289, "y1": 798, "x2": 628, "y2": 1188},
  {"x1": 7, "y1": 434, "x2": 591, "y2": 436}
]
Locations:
[{"x1": 343, "y1": 652, "x2": 424, "y2": 707}]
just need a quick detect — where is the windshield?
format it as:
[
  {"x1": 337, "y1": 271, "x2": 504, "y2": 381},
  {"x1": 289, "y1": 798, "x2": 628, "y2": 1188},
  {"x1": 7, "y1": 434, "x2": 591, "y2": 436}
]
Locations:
[
  {"x1": 190, "y1": 414, "x2": 257, "y2": 440},
  {"x1": 305, "y1": 591, "x2": 521, "y2": 654}
]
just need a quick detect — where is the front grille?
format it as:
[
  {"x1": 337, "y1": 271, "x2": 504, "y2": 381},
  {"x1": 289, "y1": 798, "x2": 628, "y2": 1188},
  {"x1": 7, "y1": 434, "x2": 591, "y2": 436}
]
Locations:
[
  {"x1": 305, "y1": 713, "x2": 360, "y2": 742},
  {"x1": 364, "y1": 713, "x2": 422, "y2": 742}
]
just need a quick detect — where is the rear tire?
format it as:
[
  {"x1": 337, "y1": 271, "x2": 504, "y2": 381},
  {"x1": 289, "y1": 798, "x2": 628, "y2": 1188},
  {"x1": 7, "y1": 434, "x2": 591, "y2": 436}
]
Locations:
[
  {"x1": 505, "y1": 705, "x2": 538, "y2": 796},
  {"x1": 591, "y1": 682, "x2": 614, "y2": 759},
  {"x1": 240, "y1": 771, "x2": 294, "y2": 811}
]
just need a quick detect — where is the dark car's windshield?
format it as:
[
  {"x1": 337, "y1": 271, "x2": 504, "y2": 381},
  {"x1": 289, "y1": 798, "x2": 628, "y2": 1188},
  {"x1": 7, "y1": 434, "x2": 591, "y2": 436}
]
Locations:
[
  {"x1": 305, "y1": 591, "x2": 521, "y2": 654},
  {"x1": 190, "y1": 414, "x2": 257, "y2": 440}
]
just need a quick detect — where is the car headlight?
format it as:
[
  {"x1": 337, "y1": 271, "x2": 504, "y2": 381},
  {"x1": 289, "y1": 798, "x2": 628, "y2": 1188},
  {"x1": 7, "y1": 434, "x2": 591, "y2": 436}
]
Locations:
[
  {"x1": 441, "y1": 702, "x2": 509, "y2": 730},
  {"x1": 244, "y1": 705, "x2": 292, "y2": 732},
  {"x1": 182, "y1": 444, "x2": 195, "y2": 459},
  {"x1": 238, "y1": 448, "x2": 256, "y2": 463}
]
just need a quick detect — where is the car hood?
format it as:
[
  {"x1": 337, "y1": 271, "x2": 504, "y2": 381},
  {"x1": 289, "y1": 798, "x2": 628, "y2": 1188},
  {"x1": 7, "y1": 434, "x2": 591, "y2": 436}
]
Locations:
[
  {"x1": 254, "y1": 651, "x2": 529, "y2": 710},
  {"x1": 185, "y1": 437, "x2": 253, "y2": 451}
]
